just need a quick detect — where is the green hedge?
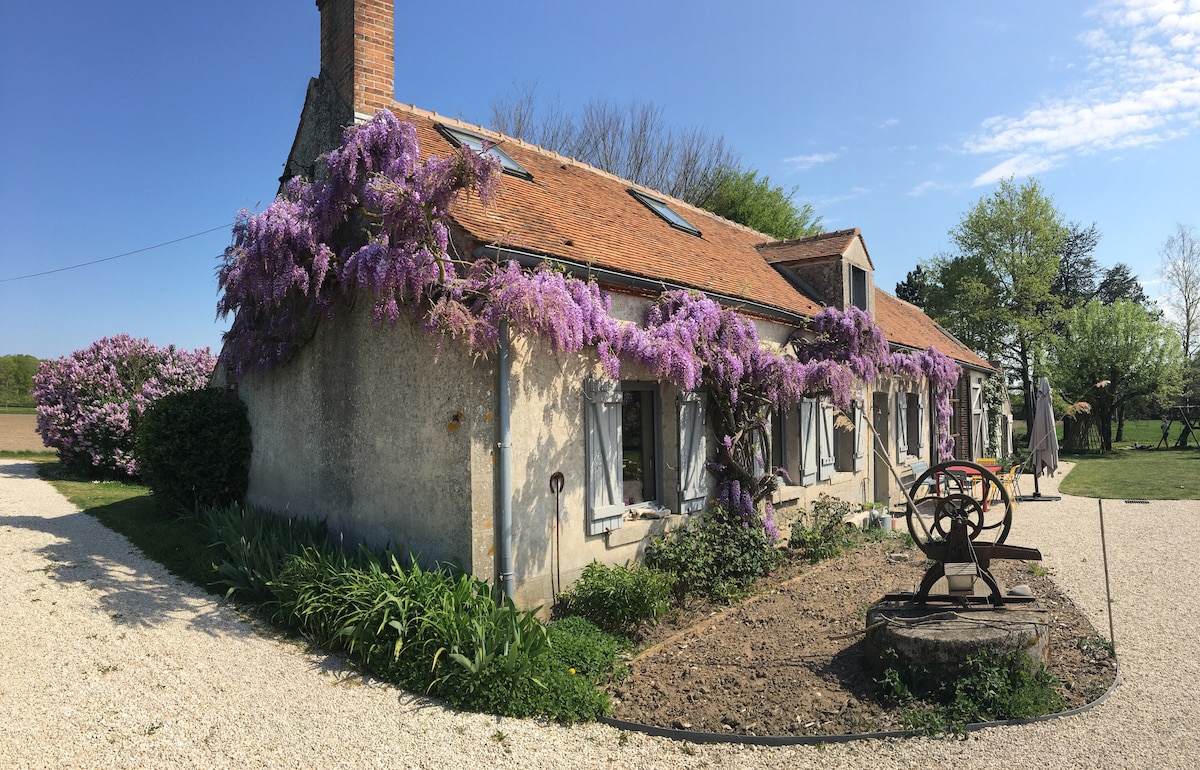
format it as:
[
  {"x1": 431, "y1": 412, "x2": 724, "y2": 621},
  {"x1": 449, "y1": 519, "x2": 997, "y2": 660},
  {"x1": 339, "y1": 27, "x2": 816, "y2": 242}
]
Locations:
[{"x1": 136, "y1": 388, "x2": 251, "y2": 510}]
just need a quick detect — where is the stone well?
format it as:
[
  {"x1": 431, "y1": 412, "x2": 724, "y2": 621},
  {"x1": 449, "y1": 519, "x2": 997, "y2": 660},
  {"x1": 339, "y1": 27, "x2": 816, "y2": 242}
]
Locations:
[{"x1": 863, "y1": 603, "x2": 1050, "y2": 678}]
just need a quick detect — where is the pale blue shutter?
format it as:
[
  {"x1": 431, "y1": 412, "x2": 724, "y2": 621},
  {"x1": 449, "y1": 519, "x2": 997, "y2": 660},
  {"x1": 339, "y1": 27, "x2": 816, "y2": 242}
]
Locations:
[
  {"x1": 895, "y1": 393, "x2": 909, "y2": 459},
  {"x1": 852, "y1": 400, "x2": 866, "y2": 472},
  {"x1": 584, "y1": 378, "x2": 624, "y2": 534},
  {"x1": 676, "y1": 391, "x2": 709, "y2": 514},
  {"x1": 799, "y1": 398, "x2": 817, "y2": 486},
  {"x1": 917, "y1": 391, "x2": 928, "y2": 457},
  {"x1": 818, "y1": 400, "x2": 835, "y2": 481}
]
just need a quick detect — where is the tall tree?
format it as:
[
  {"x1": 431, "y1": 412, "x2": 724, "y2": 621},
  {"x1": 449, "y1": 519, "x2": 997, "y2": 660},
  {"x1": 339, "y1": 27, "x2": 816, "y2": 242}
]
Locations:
[
  {"x1": 1159, "y1": 223, "x2": 1200, "y2": 361},
  {"x1": 1051, "y1": 221, "x2": 1101, "y2": 308},
  {"x1": 1096, "y1": 263, "x2": 1152, "y2": 309},
  {"x1": 949, "y1": 177, "x2": 1067, "y2": 420},
  {"x1": 694, "y1": 167, "x2": 822, "y2": 239},
  {"x1": 1049, "y1": 300, "x2": 1184, "y2": 451}
]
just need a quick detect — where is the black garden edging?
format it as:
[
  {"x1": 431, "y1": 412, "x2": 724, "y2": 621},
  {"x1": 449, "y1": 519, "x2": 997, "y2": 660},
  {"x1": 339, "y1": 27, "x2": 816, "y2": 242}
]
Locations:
[{"x1": 598, "y1": 660, "x2": 1121, "y2": 746}]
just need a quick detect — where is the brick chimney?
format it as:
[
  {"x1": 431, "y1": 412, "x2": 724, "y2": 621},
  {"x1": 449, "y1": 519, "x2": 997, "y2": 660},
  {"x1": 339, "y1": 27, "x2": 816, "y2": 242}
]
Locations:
[{"x1": 316, "y1": 0, "x2": 395, "y2": 117}]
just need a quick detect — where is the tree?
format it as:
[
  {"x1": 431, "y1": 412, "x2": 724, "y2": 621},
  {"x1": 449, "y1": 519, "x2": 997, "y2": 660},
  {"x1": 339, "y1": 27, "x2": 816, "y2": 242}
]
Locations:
[
  {"x1": 490, "y1": 85, "x2": 739, "y2": 206},
  {"x1": 0, "y1": 354, "x2": 40, "y2": 409},
  {"x1": 948, "y1": 177, "x2": 1067, "y2": 420},
  {"x1": 1049, "y1": 300, "x2": 1183, "y2": 452},
  {"x1": 1096, "y1": 263, "x2": 1151, "y2": 308},
  {"x1": 1051, "y1": 221, "x2": 1101, "y2": 308},
  {"x1": 693, "y1": 166, "x2": 822, "y2": 239},
  {"x1": 1159, "y1": 223, "x2": 1200, "y2": 361}
]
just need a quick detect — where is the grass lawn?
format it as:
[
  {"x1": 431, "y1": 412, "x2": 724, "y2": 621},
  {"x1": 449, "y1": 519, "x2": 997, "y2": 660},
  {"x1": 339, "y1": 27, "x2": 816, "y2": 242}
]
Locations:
[
  {"x1": 35, "y1": 462, "x2": 217, "y2": 591},
  {"x1": 1051, "y1": 419, "x2": 1200, "y2": 499}
]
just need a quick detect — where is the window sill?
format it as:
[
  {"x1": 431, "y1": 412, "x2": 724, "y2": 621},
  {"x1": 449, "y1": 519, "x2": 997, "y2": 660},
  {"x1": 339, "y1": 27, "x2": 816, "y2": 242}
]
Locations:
[
  {"x1": 606, "y1": 512, "x2": 684, "y2": 547},
  {"x1": 773, "y1": 485, "x2": 804, "y2": 504}
]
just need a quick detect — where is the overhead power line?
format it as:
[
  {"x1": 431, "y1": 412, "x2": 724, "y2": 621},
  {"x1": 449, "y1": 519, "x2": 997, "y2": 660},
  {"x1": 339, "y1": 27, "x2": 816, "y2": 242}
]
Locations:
[{"x1": 0, "y1": 224, "x2": 234, "y2": 283}]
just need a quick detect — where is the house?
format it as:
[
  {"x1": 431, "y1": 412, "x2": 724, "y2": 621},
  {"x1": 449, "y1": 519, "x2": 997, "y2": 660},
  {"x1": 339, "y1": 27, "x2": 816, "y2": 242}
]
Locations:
[{"x1": 221, "y1": 0, "x2": 998, "y2": 610}]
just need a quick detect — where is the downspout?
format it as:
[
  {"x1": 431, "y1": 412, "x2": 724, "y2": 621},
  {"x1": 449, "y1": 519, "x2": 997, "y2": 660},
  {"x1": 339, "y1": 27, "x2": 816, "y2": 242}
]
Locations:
[{"x1": 496, "y1": 319, "x2": 515, "y2": 601}]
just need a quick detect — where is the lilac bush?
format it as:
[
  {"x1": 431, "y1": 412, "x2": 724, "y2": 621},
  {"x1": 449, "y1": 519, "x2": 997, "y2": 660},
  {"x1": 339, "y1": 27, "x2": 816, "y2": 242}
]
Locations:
[{"x1": 33, "y1": 335, "x2": 215, "y2": 477}]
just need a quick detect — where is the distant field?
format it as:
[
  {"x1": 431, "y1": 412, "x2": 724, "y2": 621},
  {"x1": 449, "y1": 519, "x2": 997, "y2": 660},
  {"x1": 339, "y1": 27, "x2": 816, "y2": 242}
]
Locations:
[{"x1": 0, "y1": 413, "x2": 47, "y2": 452}]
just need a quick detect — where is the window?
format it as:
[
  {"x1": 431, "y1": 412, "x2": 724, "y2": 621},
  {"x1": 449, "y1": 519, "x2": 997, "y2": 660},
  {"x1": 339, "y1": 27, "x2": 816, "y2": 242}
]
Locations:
[
  {"x1": 770, "y1": 408, "x2": 786, "y2": 478},
  {"x1": 584, "y1": 379, "x2": 665, "y2": 534},
  {"x1": 896, "y1": 391, "x2": 926, "y2": 459},
  {"x1": 676, "y1": 391, "x2": 708, "y2": 513},
  {"x1": 850, "y1": 265, "x2": 869, "y2": 312},
  {"x1": 835, "y1": 405, "x2": 855, "y2": 472},
  {"x1": 437, "y1": 125, "x2": 532, "y2": 179},
  {"x1": 628, "y1": 189, "x2": 702, "y2": 236},
  {"x1": 621, "y1": 387, "x2": 658, "y2": 504}
]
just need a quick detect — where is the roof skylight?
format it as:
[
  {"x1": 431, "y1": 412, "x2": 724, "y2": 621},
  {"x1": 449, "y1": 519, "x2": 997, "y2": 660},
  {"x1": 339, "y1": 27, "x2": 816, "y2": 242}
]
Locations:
[
  {"x1": 628, "y1": 189, "x2": 701, "y2": 237},
  {"x1": 437, "y1": 125, "x2": 531, "y2": 179}
]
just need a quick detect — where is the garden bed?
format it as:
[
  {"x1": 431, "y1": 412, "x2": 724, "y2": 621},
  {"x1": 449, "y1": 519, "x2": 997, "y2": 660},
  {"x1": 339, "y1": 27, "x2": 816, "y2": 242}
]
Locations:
[{"x1": 608, "y1": 540, "x2": 1115, "y2": 737}]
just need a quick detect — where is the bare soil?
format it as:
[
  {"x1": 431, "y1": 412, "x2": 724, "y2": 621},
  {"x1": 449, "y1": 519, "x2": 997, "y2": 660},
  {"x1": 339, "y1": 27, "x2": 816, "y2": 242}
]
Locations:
[
  {"x1": 0, "y1": 414, "x2": 45, "y2": 452},
  {"x1": 609, "y1": 539, "x2": 1116, "y2": 737}
]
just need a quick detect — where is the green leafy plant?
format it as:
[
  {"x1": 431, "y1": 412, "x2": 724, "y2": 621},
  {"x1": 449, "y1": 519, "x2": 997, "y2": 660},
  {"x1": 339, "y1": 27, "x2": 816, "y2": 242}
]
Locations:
[
  {"x1": 789, "y1": 495, "x2": 860, "y2": 563},
  {"x1": 560, "y1": 561, "x2": 674, "y2": 639},
  {"x1": 646, "y1": 504, "x2": 779, "y2": 602},
  {"x1": 135, "y1": 387, "x2": 252, "y2": 511},
  {"x1": 877, "y1": 647, "x2": 1064, "y2": 736}
]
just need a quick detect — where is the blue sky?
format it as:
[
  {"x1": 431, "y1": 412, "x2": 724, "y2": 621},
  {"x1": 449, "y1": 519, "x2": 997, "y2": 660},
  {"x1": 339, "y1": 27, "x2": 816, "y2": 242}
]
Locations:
[{"x1": 2, "y1": 0, "x2": 1198, "y2": 360}]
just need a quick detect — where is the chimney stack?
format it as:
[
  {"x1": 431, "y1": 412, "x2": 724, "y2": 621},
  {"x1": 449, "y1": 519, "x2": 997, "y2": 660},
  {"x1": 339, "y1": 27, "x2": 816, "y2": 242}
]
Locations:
[{"x1": 316, "y1": 0, "x2": 395, "y2": 117}]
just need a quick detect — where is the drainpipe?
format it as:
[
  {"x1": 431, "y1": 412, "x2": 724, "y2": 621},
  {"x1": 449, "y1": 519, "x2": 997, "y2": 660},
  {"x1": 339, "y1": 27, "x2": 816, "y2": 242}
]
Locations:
[{"x1": 496, "y1": 319, "x2": 515, "y2": 601}]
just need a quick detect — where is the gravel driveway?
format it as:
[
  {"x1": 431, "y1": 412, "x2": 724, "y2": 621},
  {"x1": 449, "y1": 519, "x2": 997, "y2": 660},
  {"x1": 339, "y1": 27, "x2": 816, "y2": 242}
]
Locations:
[{"x1": 1, "y1": 458, "x2": 1196, "y2": 769}]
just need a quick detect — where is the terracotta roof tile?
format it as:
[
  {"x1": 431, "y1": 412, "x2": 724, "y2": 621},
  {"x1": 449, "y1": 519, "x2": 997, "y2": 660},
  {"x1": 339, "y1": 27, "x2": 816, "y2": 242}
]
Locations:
[
  {"x1": 874, "y1": 290, "x2": 991, "y2": 370},
  {"x1": 385, "y1": 104, "x2": 988, "y2": 372},
  {"x1": 758, "y1": 228, "x2": 873, "y2": 268},
  {"x1": 393, "y1": 105, "x2": 823, "y2": 319}
]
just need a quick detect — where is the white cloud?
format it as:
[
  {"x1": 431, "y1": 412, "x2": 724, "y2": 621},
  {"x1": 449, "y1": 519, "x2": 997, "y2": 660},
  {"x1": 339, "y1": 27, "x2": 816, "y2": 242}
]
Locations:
[
  {"x1": 806, "y1": 187, "x2": 870, "y2": 208},
  {"x1": 907, "y1": 180, "x2": 948, "y2": 196},
  {"x1": 971, "y1": 153, "x2": 1064, "y2": 187},
  {"x1": 966, "y1": 0, "x2": 1200, "y2": 177},
  {"x1": 880, "y1": 118, "x2": 900, "y2": 129},
  {"x1": 783, "y1": 152, "x2": 839, "y2": 171}
]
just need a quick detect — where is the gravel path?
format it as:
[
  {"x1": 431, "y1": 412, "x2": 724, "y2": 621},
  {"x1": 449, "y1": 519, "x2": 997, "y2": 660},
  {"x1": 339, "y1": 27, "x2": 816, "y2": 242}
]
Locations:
[{"x1": 1, "y1": 458, "x2": 1196, "y2": 769}]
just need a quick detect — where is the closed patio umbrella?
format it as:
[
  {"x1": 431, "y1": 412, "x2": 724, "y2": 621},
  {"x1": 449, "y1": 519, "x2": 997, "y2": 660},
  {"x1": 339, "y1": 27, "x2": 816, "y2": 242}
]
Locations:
[{"x1": 1020, "y1": 376, "x2": 1060, "y2": 502}]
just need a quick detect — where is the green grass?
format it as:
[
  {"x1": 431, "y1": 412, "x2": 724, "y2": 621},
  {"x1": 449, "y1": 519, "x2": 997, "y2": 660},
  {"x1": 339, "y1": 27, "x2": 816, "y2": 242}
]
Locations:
[
  {"x1": 0, "y1": 405, "x2": 37, "y2": 414},
  {"x1": 36, "y1": 462, "x2": 217, "y2": 591},
  {"x1": 0, "y1": 449, "x2": 56, "y2": 459},
  {"x1": 1049, "y1": 419, "x2": 1200, "y2": 499}
]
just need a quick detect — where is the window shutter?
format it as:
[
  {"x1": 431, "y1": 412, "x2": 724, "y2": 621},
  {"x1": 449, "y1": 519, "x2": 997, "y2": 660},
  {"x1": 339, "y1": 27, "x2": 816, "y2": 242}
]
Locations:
[
  {"x1": 895, "y1": 392, "x2": 909, "y2": 459},
  {"x1": 584, "y1": 378, "x2": 624, "y2": 534},
  {"x1": 852, "y1": 400, "x2": 866, "y2": 472},
  {"x1": 818, "y1": 400, "x2": 835, "y2": 481},
  {"x1": 676, "y1": 391, "x2": 709, "y2": 514},
  {"x1": 799, "y1": 398, "x2": 817, "y2": 486},
  {"x1": 917, "y1": 391, "x2": 928, "y2": 457}
]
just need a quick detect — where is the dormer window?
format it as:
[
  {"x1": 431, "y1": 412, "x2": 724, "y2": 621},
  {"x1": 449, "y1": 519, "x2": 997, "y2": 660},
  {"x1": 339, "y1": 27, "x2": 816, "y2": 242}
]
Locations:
[
  {"x1": 629, "y1": 190, "x2": 701, "y2": 237},
  {"x1": 437, "y1": 125, "x2": 532, "y2": 180}
]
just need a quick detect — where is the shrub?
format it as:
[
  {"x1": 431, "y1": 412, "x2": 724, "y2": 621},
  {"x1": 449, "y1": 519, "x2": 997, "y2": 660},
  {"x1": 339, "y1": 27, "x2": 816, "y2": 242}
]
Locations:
[
  {"x1": 877, "y1": 647, "x2": 1064, "y2": 735},
  {"x1": 136, "y1": 388, "x2": 251, "y2": 510},
  {"x1": 561, "y1": 561, "x2": 674, "y2": 639},
  {"x1": 646, "y1": 504, "x2": 779, "y2": 602},
  {"x1": 789, "y1": 494, "x2": 860, "y2": 563},
  {"x1": 33, "y1": 335, "x2": 214, "y2": 477}
]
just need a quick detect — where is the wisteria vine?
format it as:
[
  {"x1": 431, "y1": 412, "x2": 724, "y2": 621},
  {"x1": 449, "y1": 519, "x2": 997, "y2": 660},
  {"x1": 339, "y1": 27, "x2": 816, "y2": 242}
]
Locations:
[{"x1": 218, "y1": 110, "x2": 961, "y2": 534}]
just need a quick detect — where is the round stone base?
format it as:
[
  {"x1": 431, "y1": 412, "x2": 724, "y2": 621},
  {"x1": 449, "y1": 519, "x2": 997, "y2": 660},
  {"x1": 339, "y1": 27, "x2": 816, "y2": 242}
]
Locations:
[{"x1": 864, "y1": 603, "x2": 1050, "y2": 678}]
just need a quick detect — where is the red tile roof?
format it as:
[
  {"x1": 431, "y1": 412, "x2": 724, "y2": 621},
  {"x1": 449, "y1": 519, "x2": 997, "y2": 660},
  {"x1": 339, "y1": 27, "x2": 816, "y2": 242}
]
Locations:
[
  {"x1": 874, "y1": 290, "x2": 991, "y2": 370},
  {"x1": 389, "y1": 104, "x2": 989, "y2": 371},
  {"x1": 758, "y1": 228, "x2": 873, "y2": 269}
]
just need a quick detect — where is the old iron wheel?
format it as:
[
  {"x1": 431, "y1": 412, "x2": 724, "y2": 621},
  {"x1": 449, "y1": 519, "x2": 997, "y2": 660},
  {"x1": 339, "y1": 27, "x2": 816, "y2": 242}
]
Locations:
[{"x1": 905, "y1": 460, "x2": 1014, "y2": 557}]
